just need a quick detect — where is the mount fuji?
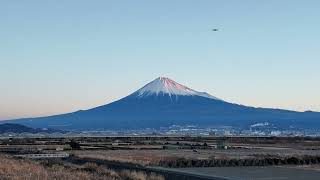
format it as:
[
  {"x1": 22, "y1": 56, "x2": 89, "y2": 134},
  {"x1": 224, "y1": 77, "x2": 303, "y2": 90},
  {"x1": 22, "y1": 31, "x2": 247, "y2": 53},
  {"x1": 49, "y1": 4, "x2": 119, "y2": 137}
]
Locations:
[{"x1": 4, "y1": 77, "x2": 320, "y2": 130}]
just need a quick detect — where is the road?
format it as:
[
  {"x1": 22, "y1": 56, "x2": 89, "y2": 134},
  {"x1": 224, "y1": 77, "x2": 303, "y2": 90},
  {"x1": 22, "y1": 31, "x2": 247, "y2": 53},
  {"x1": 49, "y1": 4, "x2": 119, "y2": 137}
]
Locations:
[{"x1": 162, "y1": 166, "x2": 320, "y2": 180}]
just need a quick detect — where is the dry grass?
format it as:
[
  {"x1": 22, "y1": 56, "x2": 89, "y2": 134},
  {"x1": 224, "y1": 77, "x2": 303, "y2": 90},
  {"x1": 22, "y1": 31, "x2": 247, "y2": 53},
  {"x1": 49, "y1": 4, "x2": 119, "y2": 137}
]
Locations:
[
  {"x1": 0, "y1": 156, "x2": 93, "y2": 180},
  {"x1": 0, "y1": 155, "x2": 164, "y2": 180},
  {"x1": 72, "y1": 150, "x2": 192, "y2": 166}
]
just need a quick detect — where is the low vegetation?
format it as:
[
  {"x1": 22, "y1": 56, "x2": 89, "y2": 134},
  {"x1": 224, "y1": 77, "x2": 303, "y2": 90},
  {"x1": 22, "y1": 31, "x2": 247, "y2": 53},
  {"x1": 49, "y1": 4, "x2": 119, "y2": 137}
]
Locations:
[
  {"x1": 158, "y1": 155, "x2": 320, "y2": 168},
  {"x1": 0, "y1": 155, "x2": 164, "y2": 180}
]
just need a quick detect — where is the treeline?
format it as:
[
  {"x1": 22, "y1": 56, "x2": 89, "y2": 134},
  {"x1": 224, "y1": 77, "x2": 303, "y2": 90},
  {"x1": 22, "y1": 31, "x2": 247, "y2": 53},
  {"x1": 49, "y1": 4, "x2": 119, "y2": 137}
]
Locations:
[{"x1": 157, "y1": 155, "x2": 320, "y2": 168}]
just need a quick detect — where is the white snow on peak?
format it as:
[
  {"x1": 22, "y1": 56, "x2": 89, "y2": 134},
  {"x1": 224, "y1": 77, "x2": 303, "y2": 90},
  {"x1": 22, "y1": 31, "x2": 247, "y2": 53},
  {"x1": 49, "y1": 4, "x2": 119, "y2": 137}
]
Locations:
[{"x1": 134, "y1": 77, "x2": 221, "y2": 100}]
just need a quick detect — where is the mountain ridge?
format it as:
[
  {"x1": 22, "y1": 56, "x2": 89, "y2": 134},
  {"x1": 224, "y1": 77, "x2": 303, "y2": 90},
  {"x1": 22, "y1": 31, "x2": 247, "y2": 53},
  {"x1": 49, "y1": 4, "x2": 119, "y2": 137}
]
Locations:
[{"x1": 2, "y1": 77, "x2": 320, "y2": 130}]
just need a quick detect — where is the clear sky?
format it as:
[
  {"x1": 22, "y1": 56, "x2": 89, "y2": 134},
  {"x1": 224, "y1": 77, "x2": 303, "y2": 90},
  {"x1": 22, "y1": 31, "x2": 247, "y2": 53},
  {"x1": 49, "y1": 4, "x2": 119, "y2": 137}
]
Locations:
[{"x1": 1, "y1": 0, "x2": 319, "y2": 120}]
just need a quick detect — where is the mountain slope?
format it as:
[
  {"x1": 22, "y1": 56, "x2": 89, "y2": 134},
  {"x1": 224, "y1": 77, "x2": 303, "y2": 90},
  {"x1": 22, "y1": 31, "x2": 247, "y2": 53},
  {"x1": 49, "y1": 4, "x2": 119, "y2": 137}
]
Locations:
[
  {"x1": 0, "y1": 123, "x2": 65, "y2": 134},
  {"x1": 4, "y1": 77, "x2": 320, "y2": 130}
]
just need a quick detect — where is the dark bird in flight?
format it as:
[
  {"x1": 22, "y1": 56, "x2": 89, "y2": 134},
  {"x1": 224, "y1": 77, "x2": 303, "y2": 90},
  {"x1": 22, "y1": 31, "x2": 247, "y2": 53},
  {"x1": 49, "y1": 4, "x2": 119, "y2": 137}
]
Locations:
[{"x1": 212, "y1": 29, "x2": 218, "y2": 31}]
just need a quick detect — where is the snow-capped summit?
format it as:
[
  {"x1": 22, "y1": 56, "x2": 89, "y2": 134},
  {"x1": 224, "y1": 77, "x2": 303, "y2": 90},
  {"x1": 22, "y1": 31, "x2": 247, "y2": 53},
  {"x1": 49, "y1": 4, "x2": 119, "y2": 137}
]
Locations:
[{"x1": 134, "y1": 77, "x2": 221, "y2": 100}]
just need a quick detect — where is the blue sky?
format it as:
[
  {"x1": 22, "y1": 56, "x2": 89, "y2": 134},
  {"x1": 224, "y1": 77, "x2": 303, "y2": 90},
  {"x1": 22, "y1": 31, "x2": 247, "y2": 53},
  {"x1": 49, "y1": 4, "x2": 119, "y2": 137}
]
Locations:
[{"x1": 1, "y1": 0, "x2": 319, "y2": 120}]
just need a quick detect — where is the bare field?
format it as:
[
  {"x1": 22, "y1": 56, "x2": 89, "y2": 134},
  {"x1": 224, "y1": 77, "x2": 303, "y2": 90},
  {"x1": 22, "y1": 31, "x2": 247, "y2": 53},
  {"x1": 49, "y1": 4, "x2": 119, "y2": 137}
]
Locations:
[{"x1": 72, "y1": 147, "x2": 320, "y2": 167}]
